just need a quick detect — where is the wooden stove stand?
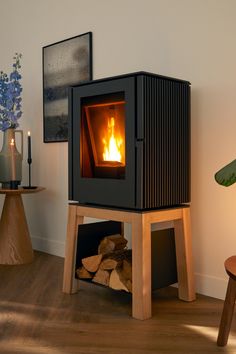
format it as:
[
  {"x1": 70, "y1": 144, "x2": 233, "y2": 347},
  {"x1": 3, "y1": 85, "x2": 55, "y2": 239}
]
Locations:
[{"x1": 63, "y1": 204, "x2": 196, "y2": 320}]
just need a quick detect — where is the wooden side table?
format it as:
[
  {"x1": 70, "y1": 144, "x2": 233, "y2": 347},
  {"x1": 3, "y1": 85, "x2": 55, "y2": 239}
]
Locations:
[
  {"x1": 63, "y1": 204, "x2": 196, "y2": 320},
  {"x1": 0, "y1": 187, "x2": 45, "y2": 265}
]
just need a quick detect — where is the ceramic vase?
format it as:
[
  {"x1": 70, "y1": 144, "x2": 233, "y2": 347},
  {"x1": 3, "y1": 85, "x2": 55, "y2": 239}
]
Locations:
[{"x1": 0, "y1": 128, "x2": 23, "y2": 188}]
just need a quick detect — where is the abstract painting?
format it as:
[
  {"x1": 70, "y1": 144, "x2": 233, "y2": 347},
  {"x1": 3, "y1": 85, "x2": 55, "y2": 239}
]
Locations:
[{"x1": 43, "y1": 32, "x2": 92, "y2": 142}]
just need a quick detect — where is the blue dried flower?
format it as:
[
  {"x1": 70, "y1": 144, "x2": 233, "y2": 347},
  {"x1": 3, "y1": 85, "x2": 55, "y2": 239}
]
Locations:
[
  {"x1": 0, "y1": 53, "x2": 22, "y2": 131},
  {"x1": 10, "y1": 71, "x2": 21, "y2": 81}
]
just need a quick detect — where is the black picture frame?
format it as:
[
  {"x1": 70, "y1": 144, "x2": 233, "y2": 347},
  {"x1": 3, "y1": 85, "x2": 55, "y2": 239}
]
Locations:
[{"x1": 43, "y1": 32, "x2": 93, "y2": 142}]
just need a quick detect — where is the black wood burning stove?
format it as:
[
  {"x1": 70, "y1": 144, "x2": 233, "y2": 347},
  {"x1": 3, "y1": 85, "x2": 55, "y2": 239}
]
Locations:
[{"x1": 69, "y1": 71, "x2": 190, "y2": 210}]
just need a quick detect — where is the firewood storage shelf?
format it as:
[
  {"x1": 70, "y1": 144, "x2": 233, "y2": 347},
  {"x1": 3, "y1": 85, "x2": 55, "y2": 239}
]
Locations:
[{"x1": 63, "y1": 203, "x2": 196, "y2": 320}]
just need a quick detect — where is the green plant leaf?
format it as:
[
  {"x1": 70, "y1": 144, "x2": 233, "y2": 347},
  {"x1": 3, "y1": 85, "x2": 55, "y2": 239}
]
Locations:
[{"x1": 215, "y1": 159, "x2": 236, "y2": 187}]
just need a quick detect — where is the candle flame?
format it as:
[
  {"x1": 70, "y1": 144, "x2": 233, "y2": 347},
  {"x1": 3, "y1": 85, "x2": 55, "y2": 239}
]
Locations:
[
  {"x1": 10, "y1": 139, "x2": 15, "y2": 146},
  {"x1": 28, "y1": 131, "x2": 31, "y2": 136}
]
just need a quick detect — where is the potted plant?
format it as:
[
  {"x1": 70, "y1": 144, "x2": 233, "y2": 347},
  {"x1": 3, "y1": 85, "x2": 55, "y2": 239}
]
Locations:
[{"x1": 215, "y1": 159, "x2": 236, "y2": 187}]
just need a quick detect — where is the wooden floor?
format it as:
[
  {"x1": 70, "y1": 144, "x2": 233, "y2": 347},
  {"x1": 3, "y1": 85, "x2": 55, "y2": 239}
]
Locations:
[{"x1": 0, "y1": 252, "x2": 235, "y2": 354}]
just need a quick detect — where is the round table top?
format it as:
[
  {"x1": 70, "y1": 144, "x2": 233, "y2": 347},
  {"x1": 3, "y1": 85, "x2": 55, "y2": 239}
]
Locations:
[{"x1": 0, "y1": 187, "x2": 45, "y2": 195}]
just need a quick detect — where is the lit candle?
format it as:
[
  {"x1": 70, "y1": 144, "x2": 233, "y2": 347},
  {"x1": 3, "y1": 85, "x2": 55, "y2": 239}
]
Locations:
[
  {"x1": 10, "y1": 138, "x2": 16, "y2": 180},
  {"x1": 27, "y1": 131, "x2": 31, "y2": 161}
]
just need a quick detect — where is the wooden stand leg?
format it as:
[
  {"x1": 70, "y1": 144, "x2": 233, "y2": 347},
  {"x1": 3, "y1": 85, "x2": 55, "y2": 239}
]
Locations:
[
  {"x1": 217, "y1": 277, "x2": 236, "y2": 346},
  {"x1": 63, "y1": 205, "x2": 84, "y2": 294},
  {"x1": 62, "y1": 204, "x2": 195, "y2": 319},
  {"x1": 174, "y1": 207, "x2": 196, "y2": 301},
  {"x1": 132, "y1": 214, "x2": 152, "y2": 320},
  {"x1": 0, "y1": 194, "x2": 33, "y2": 264}
]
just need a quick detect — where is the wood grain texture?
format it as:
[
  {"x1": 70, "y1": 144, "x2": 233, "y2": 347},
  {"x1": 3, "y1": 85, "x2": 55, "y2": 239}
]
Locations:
[
  {"x1": 0, "y1": 194, "x2": 33, "y2": 264},
  {"x1": 144, "y1": 206, "x2": 183, "y2": 223},
  {"x1": 217, "y1": 277, "x2": 236, "y2": 346},
  {"x1": 63, "y1": 205, "x2": 84, "y2": 294},
  {"x1": 225, "y1": 256, "x2": 236, "y2": 280},
  {"x1": 0, "y1": 186, "x2": 45, "y2": 195},
  {"x1": 82, "y1": 254, "x2": 102, "y2": 272},
  {"x1": 64, "y1": 204, "x2": 195, "y2": 320},
  {"x1": 131, "y1": 213, "x2": 151, "y2": 320},
  {"x1": 0, "y1": 251, "x2": 234, "y2": 354},
  {"x1": 0, "y1": 187, "x2": 45, "y2": 265},
  {"x1": 174, "y1": 207, "x2": 196, "y2": 301},
  {"x1": 76, "y1": 204, "x2": 137, "y2": 223}
]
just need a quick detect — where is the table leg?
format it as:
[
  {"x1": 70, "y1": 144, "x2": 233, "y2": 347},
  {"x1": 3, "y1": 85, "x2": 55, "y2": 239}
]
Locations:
[{"x1": 0, "y1": 194, "x2": 34, "y2": 264}]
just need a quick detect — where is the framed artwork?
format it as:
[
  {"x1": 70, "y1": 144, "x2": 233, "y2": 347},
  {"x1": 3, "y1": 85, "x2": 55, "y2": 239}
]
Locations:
[{"x1": 43, "y1": 32, "x2": 92, "y2": 142}]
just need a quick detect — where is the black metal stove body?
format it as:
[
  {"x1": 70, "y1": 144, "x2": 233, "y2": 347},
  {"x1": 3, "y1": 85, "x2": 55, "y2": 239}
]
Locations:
[{"x1": 69, "y1": 71, "x2": 190, "y2": 210}]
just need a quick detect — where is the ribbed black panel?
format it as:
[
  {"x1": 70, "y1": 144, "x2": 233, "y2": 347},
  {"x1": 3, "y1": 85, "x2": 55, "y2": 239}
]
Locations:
[{"x1": 142, "y1": 76, "x2": 190, "y2": 209}]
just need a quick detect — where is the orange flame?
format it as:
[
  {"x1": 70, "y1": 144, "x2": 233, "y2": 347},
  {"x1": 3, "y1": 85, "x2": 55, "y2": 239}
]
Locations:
[{"x1": 102, "y1": 117, "x2": 123, "y2": 162}]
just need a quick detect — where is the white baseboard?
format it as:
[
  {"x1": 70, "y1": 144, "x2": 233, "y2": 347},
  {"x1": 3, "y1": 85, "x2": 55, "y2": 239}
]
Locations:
[
  {"x1": 194, "y1": 272, "x2": 228, "y2": 300},
  {"x1": 31, "y1": 235, "x2": 65, "y2": 258}
]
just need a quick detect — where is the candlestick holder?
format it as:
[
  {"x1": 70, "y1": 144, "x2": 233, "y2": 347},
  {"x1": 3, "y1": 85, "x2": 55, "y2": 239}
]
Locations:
[{"x1": 22, "y1": 157, "x2": 37, "y2": 189}]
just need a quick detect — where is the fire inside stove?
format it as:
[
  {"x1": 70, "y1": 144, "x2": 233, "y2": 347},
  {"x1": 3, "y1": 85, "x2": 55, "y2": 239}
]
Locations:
[
  {"x1": 102, "y1": 116, "x2": 123, "y2": 164},
  {"x1": 81, "y1": 93, "x2": 126, "y2": 179}
]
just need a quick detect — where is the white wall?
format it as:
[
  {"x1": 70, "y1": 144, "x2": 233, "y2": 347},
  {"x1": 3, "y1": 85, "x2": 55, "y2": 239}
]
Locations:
[{"x1": 0, "y1": 0, "x2": 236, "y2": 299}]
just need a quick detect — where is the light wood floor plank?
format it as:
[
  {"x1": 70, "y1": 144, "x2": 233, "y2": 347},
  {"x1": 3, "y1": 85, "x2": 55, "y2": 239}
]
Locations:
[{"x1": 0, "y1": 251, "x2": 235, "y2": 353}]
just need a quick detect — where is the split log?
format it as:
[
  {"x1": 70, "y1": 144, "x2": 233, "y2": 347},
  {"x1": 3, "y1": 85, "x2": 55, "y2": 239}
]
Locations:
[
  {"x1": 121, "y1": 258, "x2": 132, "y2": 292},
  {"x1": 92, "y1": 269, "x2": 110, "y2": 286},
  {"x1": 100, "y1": 249, "x2": 132, "y2": 270},
  {"x1": 109, "y1": 234, "x2": 128, "y2": 250},
  {"x1": 79, "y1": 244, "x2": 133, "y2": 292},
  {"x1": 76, "y1": 266, "x2": 93, "y2": 279},
  {"x1": 109, "y1": 267, "x2": 129, "y2": 292},
  {"x1": 109, "y1": 252, "x2": 132, "y2": 292},
  {"x1": 99, "y1": 258, "x2": 118, "y2": 270},
  {"x1": 109, "y1": 262, "x2": 132, "y2": 292},
  {"x1": 98, "y1": 234, "x2": 128, "y2": 255},
  {"x1": 122, "y1": 259, "x2": 132, "y2": 280},
  {"x1": 82, "y1": 254, "x2": 102, "y2": 273},
  {"x1": 124, "y1": 279, "x2": 132, "y2": 293}
]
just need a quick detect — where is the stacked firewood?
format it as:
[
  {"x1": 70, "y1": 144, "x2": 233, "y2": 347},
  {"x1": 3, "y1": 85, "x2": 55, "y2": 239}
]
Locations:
[{"x1": 76, "y1": 234, "x2": 132, "y2": 292}]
